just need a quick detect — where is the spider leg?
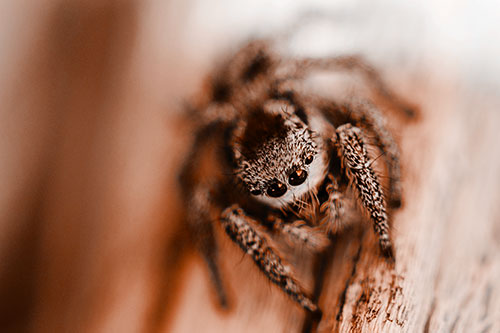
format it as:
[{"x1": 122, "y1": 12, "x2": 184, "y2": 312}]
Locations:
[
  {"x1": 320, "y1": 173, "x2": 346, "y2": 234},
  {"x1": 269, "y1": 215, "x2": 330, "y2": 251},
  {"x1": 346, "y1": 100, "x2": 403, "y2": 207},
  {"x1": 294, "y1": 55, "x2": 416, "y2": 118},
  {"x1": 220, "y1": 205, "x2": 318, "y2": 313},
  {"x1": 207, "y1": 40, "x2": 277, "y2": 107},
  {"x1": 180, "y1": 121, "x2": 234, "y2": 308},
  {"x1": 335, "y1": 124, "x2": 394, "y2": 259},
  {"x1": 358, "y1": 102, "x2": 402, "y2": 207},
  {"x1": 313, "y1": 97, "x2": 403, "y2": 208},
  {"x1": 187, "y1": 186, "x2": 229, "y2": 308}
]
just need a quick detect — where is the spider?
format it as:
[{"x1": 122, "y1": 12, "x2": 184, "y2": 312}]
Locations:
[{"x1": 179, "y1": 39, "x2": 415, "y2": 314}]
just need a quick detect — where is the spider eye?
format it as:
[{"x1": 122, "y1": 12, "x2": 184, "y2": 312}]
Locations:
[
  {"x1": 288, "y1": 169, "x2": 307, "y2": 186},
  {"x1": 250, "y1": 189, "x2": 262, "y2": 196},
  {"x1": 266, "y1": 181, "x2": 287, "y2": 197},
  {"x1": 305, "y1": 155, "x2": 314, "y2": 165}
]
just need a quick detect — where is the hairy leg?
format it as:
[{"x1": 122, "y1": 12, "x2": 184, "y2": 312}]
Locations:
[
  {"x1": 346, "y1": 100, "x2": 403, "y2": 207},
  {"x1": 320, "y1": 173, "x2": 346, "y2": 233},
  {"x1": 312, "y1": 96, "x2": 403, "y2": 208},
  {"x1": 220, "y1": 205, "x2": 318, "y2": 312},
  {"x1": 293, "y1": 55, "x2": 416, "y2": 118},
  {"x1": 206, "y1": 40, "x2": 278, "y2": 108},
  {"x1": 335, "y1": 124, "x2": 394, "y2": 259},
  {"x1": 268, "y1": 215, "x2": 329, "y2": 251},
  {"x1": 187, "y1": 185, "x2": 229, "y2": 308},
  {"x1": 180, "y1": 122, "x2": 233, "y2": 308}
]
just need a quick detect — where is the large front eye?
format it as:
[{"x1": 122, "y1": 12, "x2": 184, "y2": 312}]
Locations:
[
  {"x1": 288, "y1": 169, "x2": 307, "y2": 186},
  {"x1": 267, "y1": 181, "x2": 287, "y2": 197}
]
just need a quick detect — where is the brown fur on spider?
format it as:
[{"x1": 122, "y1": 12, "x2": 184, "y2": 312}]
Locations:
[{"x1": 179, "y1": 40, "x2": 415, "y2": 315}]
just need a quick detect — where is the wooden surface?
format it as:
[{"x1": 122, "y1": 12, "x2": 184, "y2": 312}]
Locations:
[{"x1": 1, "y1": 1, "x2": 499, "y2": 332}]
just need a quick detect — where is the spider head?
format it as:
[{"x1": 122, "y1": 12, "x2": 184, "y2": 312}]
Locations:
[{"x1": 232, "y1": 102, "x2": 328, "y2": 208}]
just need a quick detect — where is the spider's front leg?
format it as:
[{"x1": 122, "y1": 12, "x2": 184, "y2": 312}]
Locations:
[
  {"x1": 313, "y1": 97, "x2": 403, "y2": 207},
  {"x1": 348, "y1": 100, "x2": 404, "y2": 208},
  {"x1": 268, "y1": 215, "x2": 330, "y2": 252},
  {"x1": 220, "y1": 205, "x2": 318, "y2": 312},
  {"x1": 335, "y1": 124, "x2": 394, "y2": 259},
  {"x1": 319, "y1": 174, "x2": 346, "y2": 234}
]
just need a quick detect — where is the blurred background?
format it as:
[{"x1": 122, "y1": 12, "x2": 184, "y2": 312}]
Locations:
[{"x1": 1, "y1": 0, "x2": 499, "y2": 332}]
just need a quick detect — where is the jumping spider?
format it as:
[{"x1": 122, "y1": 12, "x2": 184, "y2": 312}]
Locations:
[{"x1": 180, "y1": 40, "x2": 414, "y2": 314}]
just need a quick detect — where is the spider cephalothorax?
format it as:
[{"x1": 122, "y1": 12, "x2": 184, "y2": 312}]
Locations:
[
  {"x1": 180, "y1": 40, "x2": 415, "y2": 314},
  {"x1": 232, "y1": 103, "x2": 328, "y2": 209}
]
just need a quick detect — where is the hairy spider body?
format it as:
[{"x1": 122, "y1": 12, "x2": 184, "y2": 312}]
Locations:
[{"x1": 180, "y1": 40, "x2": 414, "y2": 313}]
